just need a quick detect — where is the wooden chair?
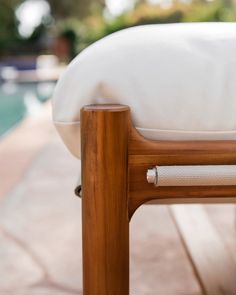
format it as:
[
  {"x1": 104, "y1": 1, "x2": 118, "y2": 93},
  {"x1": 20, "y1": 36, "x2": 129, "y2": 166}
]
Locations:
[
  {"x1": 80, "y1": 104, "x2": 236, "y2": 295},
  {"x1": 52, "y1": 23, "x2": 236, "y2": 294}
]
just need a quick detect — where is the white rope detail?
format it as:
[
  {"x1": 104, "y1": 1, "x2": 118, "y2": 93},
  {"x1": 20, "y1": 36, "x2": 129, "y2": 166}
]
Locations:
[{"x1": 148, "y1": 165, "x2": 236, "y2": 186}]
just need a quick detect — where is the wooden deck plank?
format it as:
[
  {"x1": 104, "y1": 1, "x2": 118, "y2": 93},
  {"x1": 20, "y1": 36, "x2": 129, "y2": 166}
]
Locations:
[
  {"x1": 171, "y1": 205, "x2": 236, "y2": 295},
  {"x1": 206, "y1": 205, "x2": 236, "y2": 265},
  {"x1": 131, "y1": 205, "x2": 203, "y2": 295}
]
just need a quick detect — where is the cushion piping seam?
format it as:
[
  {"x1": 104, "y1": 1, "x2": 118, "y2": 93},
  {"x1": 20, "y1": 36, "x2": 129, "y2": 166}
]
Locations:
[{"x1": 54, "y1": 121, "x2": 236, "y2": 134}]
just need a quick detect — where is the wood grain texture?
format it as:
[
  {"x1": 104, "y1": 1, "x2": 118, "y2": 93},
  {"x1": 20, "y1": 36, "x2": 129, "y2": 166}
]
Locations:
[
  {"x1": 128, "y1": 124, "x2": 236, "y2": 217},
  {"x1": 81, "y1": 105, "x2": 130, "y2": 295},
  {"x1": 171, "y1": 205, "x2": 236, "y2": 295},
  {"x1": 81, "y1": 104, "x2": 236, "y2": 294},
  {"x1": 129, "y1": 126, "x2": 236, "y2": 156}
]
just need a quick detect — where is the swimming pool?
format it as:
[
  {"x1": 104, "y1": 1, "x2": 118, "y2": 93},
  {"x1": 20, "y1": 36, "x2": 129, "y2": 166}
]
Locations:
[{"x1": 0, "y1": 81, "x2": 55, "y2": 137}]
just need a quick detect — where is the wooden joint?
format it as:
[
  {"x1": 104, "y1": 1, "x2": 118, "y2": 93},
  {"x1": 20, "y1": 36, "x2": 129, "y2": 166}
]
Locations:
[
  {"x1": 128, "y1": 119, "x2": 236, "y2": 218},
  {"x1": 81, "y1": 104, "x2": 236, "y2": 219}
]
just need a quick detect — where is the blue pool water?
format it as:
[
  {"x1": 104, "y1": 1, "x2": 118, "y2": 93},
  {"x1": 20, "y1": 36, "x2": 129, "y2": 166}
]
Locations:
[{"x1": 0, "y1": 81, "x2": 55, "y2": 137}]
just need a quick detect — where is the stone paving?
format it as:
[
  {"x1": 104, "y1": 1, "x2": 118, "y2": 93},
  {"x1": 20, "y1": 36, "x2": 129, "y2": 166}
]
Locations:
[{"x1": 0, "y1": 106, "x2": 201, "y2": 295}]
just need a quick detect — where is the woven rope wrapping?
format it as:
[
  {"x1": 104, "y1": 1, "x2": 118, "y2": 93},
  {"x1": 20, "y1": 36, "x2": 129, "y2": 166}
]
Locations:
[{"x1": 156, "y1": 165, "x2": 236, "y2": 186}]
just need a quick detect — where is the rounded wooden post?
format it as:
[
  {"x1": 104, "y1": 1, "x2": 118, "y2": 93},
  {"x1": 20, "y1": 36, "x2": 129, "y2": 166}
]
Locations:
[{"x1": 81, "y1": 105, "x2": 130, "y2": 295}]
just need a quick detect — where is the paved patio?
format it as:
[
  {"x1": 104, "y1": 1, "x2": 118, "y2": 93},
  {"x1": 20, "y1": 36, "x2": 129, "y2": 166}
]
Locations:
[{"x1": 1, "y1": 103, "x2": 236, "y2": 294}]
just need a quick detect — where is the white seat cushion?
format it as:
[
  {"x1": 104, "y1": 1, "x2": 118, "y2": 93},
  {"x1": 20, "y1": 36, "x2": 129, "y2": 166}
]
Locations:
[{"x1": 52, "y1": 22, "x2": 236, "y2": 158}]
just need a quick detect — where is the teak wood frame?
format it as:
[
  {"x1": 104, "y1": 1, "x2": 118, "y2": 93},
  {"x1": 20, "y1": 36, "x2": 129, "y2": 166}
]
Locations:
[{"x1": 81, "y1": 104, "x2": 236, "y2": 295}]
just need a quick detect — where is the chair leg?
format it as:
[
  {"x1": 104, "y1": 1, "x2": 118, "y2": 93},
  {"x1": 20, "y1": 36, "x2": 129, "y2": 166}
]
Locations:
[{"x1": 81, "y1": 105, "x2": 130, "y2": 295}]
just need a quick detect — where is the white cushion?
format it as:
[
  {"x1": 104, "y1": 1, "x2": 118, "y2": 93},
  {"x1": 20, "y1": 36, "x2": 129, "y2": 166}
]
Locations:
[{"x1": 52, "y1": 22, "x2": 236, "y2": 158}]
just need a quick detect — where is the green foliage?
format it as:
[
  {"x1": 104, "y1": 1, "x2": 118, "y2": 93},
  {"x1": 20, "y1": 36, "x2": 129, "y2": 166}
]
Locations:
[
  {"x1": 0, "y1": 0, "x2": 105, "y2": 56},
  {"x1": 125, "y1": 2, "x2": 187, "y2": 25},
  {"x1": 0, "y1": 0, "x2": 21, "y2": 54},
  {"x1": 183, "y1": 0, "x2": 236, "y2": 22},
  {"x1": 1, "y1": 0, "x2": 236, "y2": 57},
  {"x1": 68, "y1": 0, "x2": 236, "y2": 54},
  {"x1": 47, "y1": 0, "x2": 105, "y2": 20}
]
